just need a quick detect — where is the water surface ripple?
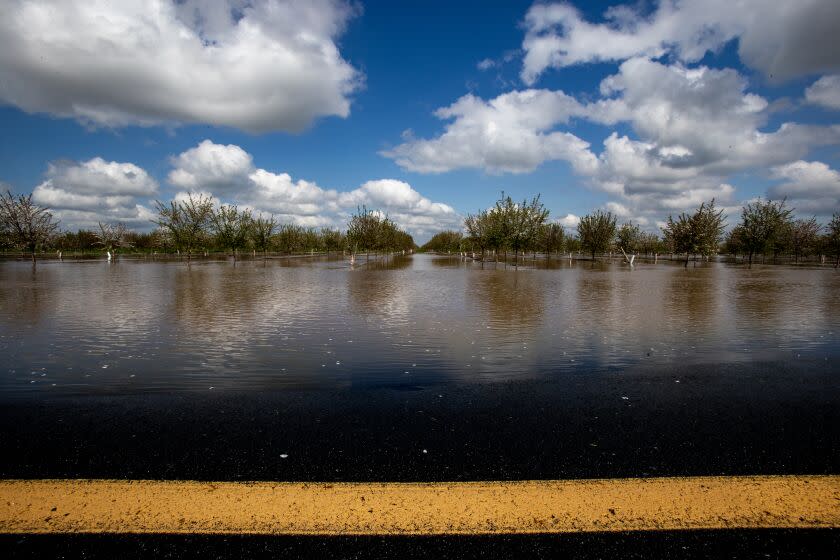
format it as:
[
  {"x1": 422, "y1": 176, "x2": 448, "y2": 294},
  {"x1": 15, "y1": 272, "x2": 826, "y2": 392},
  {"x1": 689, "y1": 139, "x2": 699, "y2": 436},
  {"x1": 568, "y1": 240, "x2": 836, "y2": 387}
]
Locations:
[{"x1": 1, "y1": 254, "x2": 837, "y2": 396}]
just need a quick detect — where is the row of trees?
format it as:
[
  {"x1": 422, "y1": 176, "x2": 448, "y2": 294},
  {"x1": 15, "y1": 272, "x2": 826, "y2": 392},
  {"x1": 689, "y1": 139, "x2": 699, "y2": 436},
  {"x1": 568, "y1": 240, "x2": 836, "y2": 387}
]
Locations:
[
  {"x1": 724, "y1": 199, "x2": 840, "y2": 266},
  {"x1": 3, "y1": 187, "x2": 839, "y2": 266},
  {"x1": 424, "y1": 192, "x2": 839, "y2": 268},
  {"x1": 151, "y1": 196, "x2": 415, "y2": 259},
  {"x1": 460, "y1": 193, "x2": 552, "y2": 266},
  {"x1": 0, "y1": 191, "x2": 415, "y2": 262},
  {"x1": 345, "y1": 206, "x2": 415, "y2": 256}
]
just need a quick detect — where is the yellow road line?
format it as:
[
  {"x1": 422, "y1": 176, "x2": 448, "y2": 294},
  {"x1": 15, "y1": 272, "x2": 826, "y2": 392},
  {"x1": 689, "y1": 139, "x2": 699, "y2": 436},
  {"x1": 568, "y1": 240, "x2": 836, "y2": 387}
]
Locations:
[{"x1": 0, "y1": 476, "x2": 838, "y2": 535}]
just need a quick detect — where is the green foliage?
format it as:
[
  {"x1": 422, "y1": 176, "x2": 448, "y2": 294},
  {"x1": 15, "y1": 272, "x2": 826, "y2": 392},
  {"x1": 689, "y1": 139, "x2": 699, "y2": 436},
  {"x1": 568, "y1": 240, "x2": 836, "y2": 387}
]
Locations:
[
  {"x1": 250, "y1": 214, "x2": 277, "y2": 256},
  {"x1": 320, "y1": 227, "x2": 345, "y2": 253},
  {"x1": 210, "y1": 204, "x2": 251, "y2": 257},
  {"x1": 53, "y1": 229, "x2": 99, "y2": 252},
  {"x1": 786, "y1": 217, "x2": 821, "y2": 263},
  {"x1": 274, "y1": 224, "x2": 307, "y2": 253},
  {"x1": 346, "y1": 206, "x2": 414, "y2": 254},
  {"x1": 421, "y1": 230, "x2": 463, "y2": 253},
  {"x1": 538, "y1": 223, "x2": 565, "y2": 256},
  {"x1": 723, "y1": 225, "x2": 745, "y2": 257},
  {"x1": 738, "y1": 198, "x2": 793, "y2": 266},
  {"x1": 153, "y1": 193, "x2": 214, "y2": 259},
  {"x1": 565, "y1": 235, "x2": 581, "y2": 254},
  {"x1": 578, "y1": 210, "x2": 617, "y2": 259},
  {"x1": 638, "y1": 232, "x2": 663, "y2": 256},
  {"x1": 827, "y1": 214, "x2": 840, "y2": 267},
  {"x1": 616, "y1": 222, "x2": 641, "y2": 254},
  {"x1": 662, "y1": 199, "x2": 726, "y2": 266},
  {"x1": 463, "y1": 192, "x2": 549, "y2": 261}
]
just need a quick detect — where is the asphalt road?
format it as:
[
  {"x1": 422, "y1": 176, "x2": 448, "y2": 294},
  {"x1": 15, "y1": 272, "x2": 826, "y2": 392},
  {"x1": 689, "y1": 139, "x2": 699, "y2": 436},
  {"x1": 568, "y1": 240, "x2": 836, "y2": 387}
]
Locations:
[{"x1": 1, "y1": 359, "x2": 838, "y2": 557}]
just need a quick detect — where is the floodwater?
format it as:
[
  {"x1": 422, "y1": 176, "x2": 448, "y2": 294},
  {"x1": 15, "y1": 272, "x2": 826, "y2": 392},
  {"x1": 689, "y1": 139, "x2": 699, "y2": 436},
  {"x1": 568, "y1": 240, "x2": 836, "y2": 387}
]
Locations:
[{"x1": 1, "y1": 254, "x2": 837, "y2": 396}]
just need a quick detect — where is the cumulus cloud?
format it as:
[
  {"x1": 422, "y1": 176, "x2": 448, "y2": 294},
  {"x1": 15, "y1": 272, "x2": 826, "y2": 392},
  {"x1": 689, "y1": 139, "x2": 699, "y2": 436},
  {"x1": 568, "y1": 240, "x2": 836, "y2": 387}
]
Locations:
[
  {"x1": 521, "y1": 0, "x2": 840, "y2": 85},
  {"x1": 586, "y1": 59, "x2": 840, "y2": 222},
  {"x1": 0, "y1": 0, "x2": 360, "y2": 132},
  {"x1": 768, "y1": 160, "x2": 840, "y2": 216},
  {"x1": 805, "y1": 75, "x2": 840, "y2": 110},
  {"x1": 338, "y1": 179, "x2": 461, "y2": 233},
  {"x1": 380, "y1": 89, "x2": 598, "y2": 174},
  {"x1": 555, "y1": 213, "x2": 580, "y2": 230},
  {"x1": 168, "y1": 140, "x2": 254, "y2": 194},
  {"x1": 31, "y1": 158, "x2": 158, "y2": 228},
  {"x1": 389, "y1": 55, "x2": 839, "y2": 227},
  {"x1": 167, "y1": 141, "x2": 461, "y2": 235}
]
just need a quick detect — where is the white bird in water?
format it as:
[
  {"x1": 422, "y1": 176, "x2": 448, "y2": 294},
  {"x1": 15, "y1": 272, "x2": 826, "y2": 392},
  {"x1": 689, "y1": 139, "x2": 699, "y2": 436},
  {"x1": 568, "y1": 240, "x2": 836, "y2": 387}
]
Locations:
[{"x1": 106, "y1": 251, "x2": 112, "y2": 261}]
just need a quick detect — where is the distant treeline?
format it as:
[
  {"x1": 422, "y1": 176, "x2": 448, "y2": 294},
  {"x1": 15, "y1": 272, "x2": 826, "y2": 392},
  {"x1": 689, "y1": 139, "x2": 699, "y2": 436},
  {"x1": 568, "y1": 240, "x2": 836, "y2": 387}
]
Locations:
[
  {"x1": 3, "y1": 188, "x2": 839, "y2": 267},
  {"x1": 420, "y1": 193, "x2": 840, "y2": 268},
  {"x1": 0, "y1": 190, "x2": 415, "y2": 261}
]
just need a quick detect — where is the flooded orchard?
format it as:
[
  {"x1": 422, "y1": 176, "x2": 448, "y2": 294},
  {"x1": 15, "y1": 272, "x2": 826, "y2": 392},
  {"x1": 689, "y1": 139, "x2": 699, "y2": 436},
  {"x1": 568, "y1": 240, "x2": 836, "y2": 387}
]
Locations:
[{"x1": 0, "y1": 253, "x2": 838, "y2": 396}]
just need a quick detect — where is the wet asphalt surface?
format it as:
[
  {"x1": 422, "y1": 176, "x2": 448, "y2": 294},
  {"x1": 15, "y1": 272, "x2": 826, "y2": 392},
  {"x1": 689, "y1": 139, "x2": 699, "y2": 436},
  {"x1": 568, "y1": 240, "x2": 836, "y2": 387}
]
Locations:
[{"x1": 1, "y1": 359, "x2": 838, "y2": 557}]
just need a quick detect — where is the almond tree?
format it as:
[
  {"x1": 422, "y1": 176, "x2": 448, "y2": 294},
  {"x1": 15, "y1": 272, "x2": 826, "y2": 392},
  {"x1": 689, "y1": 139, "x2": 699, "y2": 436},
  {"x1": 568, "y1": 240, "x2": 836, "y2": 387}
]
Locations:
[
  {"x1": 578, "y1": 210, "x2": 617, "y2": 260},
  {"x1": 538, "y1": 223, "x2": 565, "y2": 259},
  {"x1": 464, "y1": 211, "x2": 490, "y2": 259},
  {"x1": 152, "y1": 193, "x2": 214, "y2": 261},
  {"x1": 738, "y1": 198, "x2": 792, "y2": 267},
  {"x1": 496, "y1": 194, "x2": 548, "y2": 267},
  {"x1": 320, "y1": 227, "x2": 345, "y2": 254},
  {"x1": 94, "y1": 222, "x2": 133, "y2": 255},
  {"x1": 250, "y1": 214, "x2": 277, "y2": 259},
  {"x1": 210, "y1": 204, "x2": 251, "y2": 261},
  {"x1": 421, "y1": 231, "x2": 463, "y2": 253},
  {"x1": 616, "y1": 221, "x2": 641, "y2": 262},
  {"x1": 786, "y1": 217, "x2": 821, "y2": 263},
  {"x1": 827, "y1": 213, "x2": 840, "y2": 268},
  {"x1": 346, "y1": 206, "x2": 379, "y2": 258},
  {"x1": 663, "y1": 199, "x2": 725, "y2": 267},
  {"x1": 0, "y1": 190, "x2": 59, "y2": 262}
]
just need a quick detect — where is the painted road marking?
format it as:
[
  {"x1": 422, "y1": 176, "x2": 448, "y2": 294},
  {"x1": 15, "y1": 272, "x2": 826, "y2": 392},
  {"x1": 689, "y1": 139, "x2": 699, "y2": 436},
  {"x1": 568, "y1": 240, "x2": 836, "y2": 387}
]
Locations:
[{"x1": 1, "y1": 476, "x2": 838, "y2": 535}]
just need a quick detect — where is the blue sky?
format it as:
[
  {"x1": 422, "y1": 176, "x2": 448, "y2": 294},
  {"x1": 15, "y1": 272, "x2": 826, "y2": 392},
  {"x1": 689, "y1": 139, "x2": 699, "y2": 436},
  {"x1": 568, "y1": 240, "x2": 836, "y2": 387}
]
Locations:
[{"x1": 1, "y1": 0, "x2": 839, "y2": 241}]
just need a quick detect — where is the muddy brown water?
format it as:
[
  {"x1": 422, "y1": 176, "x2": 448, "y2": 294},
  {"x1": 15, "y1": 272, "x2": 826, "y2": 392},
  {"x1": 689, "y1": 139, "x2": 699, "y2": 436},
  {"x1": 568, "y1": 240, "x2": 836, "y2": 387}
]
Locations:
[{"x1": 1, "y1": 254, "x2": 837, "y2": 396}]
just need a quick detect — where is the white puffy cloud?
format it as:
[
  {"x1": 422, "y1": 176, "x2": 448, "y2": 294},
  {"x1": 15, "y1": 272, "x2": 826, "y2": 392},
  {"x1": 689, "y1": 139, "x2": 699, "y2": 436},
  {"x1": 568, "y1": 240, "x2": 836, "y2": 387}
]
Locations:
[
  {"x1": 381, "y1": 90, "x2": 598, "y2": 174},
  {"x1": 167, "y1": 141, "x2": 461, "y2": 235},
  {"x1": 768, "y1": 160, "x2": 840, "y2": 215},
  {"x1": 521, "y1": 0, "x2": 840, "y2": 85},
  {"x1": 338, "y1": 179, "x2": 461, "y2": 234},
  {"x1": 0, "y1": 0, "x2": 360, "y2": 132},
  {"x1": 586, "y1": 59, "x2": 840, "y2": 222},
  {"x1": 770, "y1": 161, "x2": 840, "y2": 198},
  {"x1": 31, "y1": 158, "x2": 158, "y2": 228},
  {"x1": 247, "y1": 169, "x2": 337, "y2": 219},
  {"x1": 168, "y1": 140, "x2": 254, "y2": 194},
  {"x1": 384, "y1": 56, "x2": 839, "y2": 226},
  {"x1": 805, "y1": 75, "x2": 840, "y2": 110},
  {"x1": 556, "y1": 213, "x2": 580, "y2": 230}
]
